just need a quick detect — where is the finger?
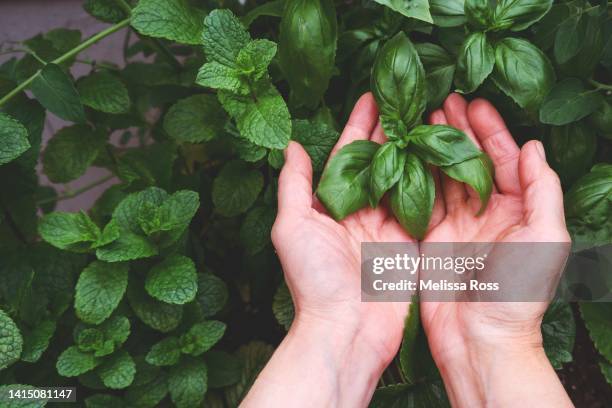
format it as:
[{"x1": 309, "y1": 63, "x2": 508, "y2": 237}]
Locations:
[
  {"x1": 519, "y1": 141, "x2": 569, "y2": 240},
  {"x1": 429, "y1": 109, "x2": 466, "y2": 213},
  {"x1": 277, "y1": 142, "x2": 313, "y2": 218},
  {"x1": 370, "y1": 120, "x2": 387, "y2": 144},
  {"x1": 443, "y1": 93, "x2": 482, "y2": 149},
  {"x1": 329, "y1": 92, "x2": 379, "y2": 159},
  {"x1": 467, "y1": 98, "x2": 521, "y2": 196}
]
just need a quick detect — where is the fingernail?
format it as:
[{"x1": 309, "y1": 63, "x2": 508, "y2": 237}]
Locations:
[{"x1": 535, "y1": 141, "x2": 546, "y2": 160}]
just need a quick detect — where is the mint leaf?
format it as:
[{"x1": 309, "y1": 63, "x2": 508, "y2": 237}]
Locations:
[
  {"x1": 0, "y1": 385, "x2": 48, "y2": 407},
  {"x1": 0, "y1": 309, "x2": 23, "y2": 370},
  {"x1": 0, "y1": 112, "x2": 30, "y2": 165},
  {"x1": 42, "y1": 125, "x2": 105, "y2": 183},
  {"x1": 57, "y1": 345, "x2": 99, "y2": 377},
  {"x1": 30, "y1": 63, "x2": 85, "y2": 123},
  {"x1": 168, "y1": 357, "x2": 208, "y2": 408},
  {"x1": 76, "y1": 315, "x2": 130, "y2": 357},
  {"x1": 96, "y1": 232, "x2": 158, "y2": 262},
  {"x1": 212, "y1": 160, "x2": 264, "y2": 217},
  {"x1": 77, "y1": 71, "x2": 130, "y2": 114},
  {"x1": 127, "y1": 284, "x2": 183, "y2": 333},
  {"x1": 580, "y1": 303, "x2": 612, "y2": 361},
  {"x1": 180, "y1": 321, "x2": 226, "y2": 356},
  {"x1": 131, "y1": 0, "x2": 207, "y2": 45},
  {"x1": 196, "y1": 273, "x2": 229, "y2": 318},
  {"x1": 292, "y1": 119, "x2": 339, "y2": 172},
  {"x1": 163, "y1": 94, "x2": 227, "y2": 143},
  {"x1": 21, "y1": 321, "x2": 56, "y2": 363},
  {"x1": 75, "y1": 261, "x2": 129, "y2": 324},
  {"x1": 240, "y1": 206, "x2": 275, "y2": 255},
  {"x1": 224, "y1": 341, "x2": 274, "y2": 407},
  {"x1": 146, "y1": 337, "x2": 182, "y2": 366},
  {"x1": 236, "y1": 39, "x2": 278, "y2": 82},
  {"x1": 38, "y1": 211, "x2": 101, "y2": 252},
  {"x1": 96, "y1": 350, "x2": 136, "y2": 389},
  {"x1": 218, "y1": 82, "x2": 291, "y2": 149},
  {"x1": 84, "y1": 0, "x2": 127, "y2": 23},
  {"x1": 124, "y1": 373, "x2": 169, "y2": 407},
  {"x1": 205, "y1": 350, "x2": 243, "y2": 388},
  {"x1": 542, "y1": 301, "x2": 575, "y2": 369},
  {"x1": 196, "y1": 62, "x2": 245, "y2": 93},
  {"x1": 145, "y1": 255, "x2": 198, "y2": 305},
  {"x1": 202, "y1": 10, "x2": 251, "y2": 68}
]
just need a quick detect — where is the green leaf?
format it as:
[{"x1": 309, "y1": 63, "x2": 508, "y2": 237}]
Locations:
[
  {"x1": 408, "y1": 125, "x2": 481, "y2": 166},
  {"x1": 553, "y1": 11, "x2": 585, "y2": 64},
  {"x1": 146, "y1": 337, "x2": 182, "y2": 366},
  {"x1": 373, "y1": 0, "x2": 433, "y2": 24},
  {"x1": 180, "y1": 321, "x2": 226, "y2": 356},
  {"x1": 441, "y1": 153, "x2": 494, "y2": 215},
  {"x1": 127, "y1": 284, "x2": 183, "y2": 333},
  {"x1": 430, "y1": 0, "x2": 466, "y2": 27},
  {"x1": 242, "y1": 0, "x2": 284, "y2": 26},
  {"x1": 493, "y1": 0, "x2": 553, "y2": 32},
  {"x1": 124, "y1": 372, "x2": 169, "y2": 407},
  {"x1": 542, "y1": 301, "x2": 575, "y2": 369},
  {"x1": 163, "y1": 94, "x2": 227, "y2": 143},
  {"x1": 369, "y1": 142, "x2": 407, "y2": 207},
  {"x1": 38, "y1": 211, "x2": 100, "y2": 252},
  {"x1": 205, "y1": 351, "x2": 243, "y2": 388},
  {"x1": 57, "y1": 345, "x2": 99, "y2": 377},
  {"x1": 455, "y1": 32, "x2": 495, "y2": 93},
  {"x1": 145, "y1": 255, "x2": 198, "y2": 305},
  {"x1": 291, "y1": 119, "x2": 339, "y2": 172},
  {"x1": 218, "y1": 82, "x2": 291, "y2": 149},
  {"x1": 317, "y1": 140, "x2": 379, "y2": 220},
  {"x1": 95, "y1": 232, "x2": 158, "y2": 262},
  {"x1": 545, "y1": 122, "x2": 596, "y2": 188},
  {"x1": 492, "y1": 38, "x2": 555, "y2": 112},
  {"x1": 279, "y1": 0, "x2": 338, "y2": 108},
  {"x1": 42, "y1": 125, "x2": 105, "y2": 183},
  {"x1": 224, "y1": 342, "x2": 274, "y2": 406},
  {"x1": 272, "y1": 281, "x2": 294, "y2": 331},
  {"x1": 196, "y1": 62, "x2": 244, "y2": 93},
  {"x1": 415, "y1": 43, "x2": 456, "y2": 110},
  {"x1": 539, "y1": 78, "x2": 604, "y2": 126},
  {"x1": 131, "y1": 0, "x2": 207, "y2": 45},
  {"x1": 0, "y1": 309, "x2": 22, "y2": 370},
  {"x1": 0, "y1": 112, "x2": 30, "y2": 165},
  {"x1": 370, "y1": 382, "x2": 450, "y2": 408},
  {"x1": 76, "y1": 315, "x2": 130, "y2": 357},
  {"x1": 85, "y1": 394, "x2": 125, "y2": 408},
  {"x1": 77, "y1": 71, "x2": 130, "y2": 114},
  {"x1": 202, "y1": 9, "x2": 251, "y2": 68},
  {"x1": 390, "y1": 154, "x2": 435, "y2": 240},
  {"x1": 196, "y1": 273, "x2": 229, "y2": 318},
  {"x1": 371, "y1": 32, "x2": 426, "y2": 141},
  {"x1": 84, "y1": 0, "x2": 127, "y2": 23},
  {"x1": 240, "y1": 206, "x2": 276, "y2": 255},
  {"x1": 96, "y1": 350, "x2": 136, "y2": 389},
  {"x1": 580, "y1": 303, "x2": 612, "y2": 362},
  {"x1": 75, "y1": 261, "x2": 129, "y2": 324},
  {"x1": 21, "y1": 320, "x2": 56, "y2": 363},
  {"x1": 237, "y1": 39, "x2": 278, "y2": 83},
  {"x1": 399, "y1": 301, "x2": 420, "y2": 383},
  {"x1": 465, "y1": 0, "x2": 494, "y2": 29},
  {"x1": 0, "y1": 385, "x2": 47, "y2": 407},
  {"x1": 168, "y1": 357, "x2": 208, "y2": 408},
  {"x1": 30, "y1": 63, "x2": 85, "y2": 123},
  {"x1": 212, "y1": 160, "x2": 264, "y2": 217}
]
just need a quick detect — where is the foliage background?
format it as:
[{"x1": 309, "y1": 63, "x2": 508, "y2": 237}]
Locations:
[{"x1": 0, "y1": 0, "x2": 610, "y2": 407}]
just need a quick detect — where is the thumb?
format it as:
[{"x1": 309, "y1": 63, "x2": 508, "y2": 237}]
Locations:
[
  {"x1": 519, "y1": 140, "x2": 569, "y2": 240},
  {"x1": 277, "y1": 141, "x2": 313, "y2": 218}
]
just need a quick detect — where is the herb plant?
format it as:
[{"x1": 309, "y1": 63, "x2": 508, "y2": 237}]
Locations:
[{"x1": 0, "y1": 0, "x2": 610, "y2": 406}]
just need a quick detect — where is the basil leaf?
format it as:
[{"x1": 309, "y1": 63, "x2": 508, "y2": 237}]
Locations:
[
  {"x1": 317, "y1": 140, "x2": 379, "y2": 220},
  {"x1": 441, "y1": 153, "x2": 494, "y2": 215},
  {"x1": 539, "y1": 78, "x2": 604, "y2": 126},
  {"x1": 369, "y1": 142, "x2": 407, "y2": 207},
  {"x1": 279, "y1": 0, "x2": 338, "y2": 108},
  {"x1": 465, "y1": 0, "x2": 494, "y2": 30},
  {"x1": 371, "y1": 32, "x2": 426, "y2": 141},
  {"x1": 407, "y1": 125, "x2": 481, "y2": 166},
  {"x1": 557, "y1": 13, "x2": 604, "y2": 79},
  {"x1": 430, "y1": 0, "x2": 466, "y2": 27},
  {"x1": 493, "y1": 0, "x2": 553, "y2": 32},
  {"x1": 455, "y1": 32, "x2": 495, "y2": 93},
  {"x1": 553, "y1": 11, "x2": 586, "y2": 64},
  {"x1": 492, "y1": 38, "x2": 555, "y2": 112},
  {"x1": 545, "y1": 122, "x2": 596, "y2": 188},
  {"x1": 373, "y1": 0, "x2": 433, "y2": 24},
  {"x1": 390, "y1": 154, "x2": 435, "y2": 240},
  {"x1": 415, "y1": 43, "x2": 456, "y2": 110}
]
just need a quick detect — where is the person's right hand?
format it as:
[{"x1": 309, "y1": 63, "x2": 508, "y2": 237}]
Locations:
[{"x1": 420, "y1": 94, "x2": 573, "y2": 407}]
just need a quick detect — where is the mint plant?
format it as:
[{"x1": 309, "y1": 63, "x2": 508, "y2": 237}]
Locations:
[{"x1": 0, "y1": 0, "x2": 610, "y2": 406}]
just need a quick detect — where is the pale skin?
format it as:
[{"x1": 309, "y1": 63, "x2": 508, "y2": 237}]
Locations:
[{"x1": 241, "y1": 93, "x2": 574, "y2": 408}]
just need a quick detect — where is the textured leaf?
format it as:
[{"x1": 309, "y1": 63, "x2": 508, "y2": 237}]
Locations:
[
  {"x1": 131, "y1": 0, "x2": 207, "y2": 45},
  {"x1": 0, "y1": 112, "x2": 30, "y2": 165},
  {"x1": 196, "y1": 273, "x2": 229, "y2": 318},
  {"x1": 57, "y1": 345, "x2": 99, "y2": 377},
  {"x1": 96, "y1": 350, "x2": 136, "y2": 389},
  {"x1": 145, "y1": 255, "x2": 198, "y2": 305},
  {"x1": 539, "y1": 78, "x2": 604, "y2": 126},
  {"x1": 180, "y1": 321, "x2": 226, "y2": 356},
  {"x1": 30, "y1": 63, "x2": 85, "y2": 123},
  {"x1": 0, "y1": 385, "x2": 48, "y2": 407},
  {"x1": 84, "y1": 0, "x2": 127, "y2": 23},
  {"x1": 542, "y1": 301, "x2": 575, "y2": 369},
  {"x1": 168, "y1": 358, "x2": 208, "y2": 408},
  {"x1": 0, "y1": 309, "x2": 22, "y2": 370},
  {"x1": 21, "y1": 320, "x2": 56, "y2": 363},
  {"x1": 202, "y1": 9, "x2": 251, "y2": 68},
  {"x1": 163, "y1": 94, "x2": 227, "y2": 143},
  {"x1": 272, "y1": 281, "x2": 294, "y2": 330},
  {"x1": 38, "y1": 211, "x2": 100, "y2": 251},
  {"x1": 373, "y1": 0, "x2": 433, "y2": 23},
  {"x1": 124, "y1": 372, "x2": 168, "y2": 407},
  {"x1": 77, "y1": 71, "x2": 130, "y2": 114},
  {"x1": 196, "y1": 62, "x2": 244, "y2": 93},
  {"x1": 128, "y1": 284, "x2": 183, "y2": 333},
  {"x1": 146, "y1": 337, "x2": 182, "y2": 366},
  {"x1": 76, "y1": 315, "x2": 130, "y2": 358},
  {"x1": 95, "y1": 232, "x2": 157, "y2": 262},
  {"x1": 237, "y1": 39, "x2": 278, "y2": 83},
  {"x1": 580, "y1": 303, "x2": 612, "y2": 362},
  {"x1": 212, "y1": 160, "x2": 264, "y2": 217},
  {"x1": 75, "y1": 261, "x2": 129, "y2": 324},
  {"x1": 240, "y1": 206, "x2": 276, "y2": 255},
  {"x1": 291, "y1": 119, "x2": 339, "y2": 172},
  {"x1": 455, "y1": 32, "x2": 495, "y2": 93},
  {"x1": 465, "y1": 0, "x2": 494, "y2": 29}
]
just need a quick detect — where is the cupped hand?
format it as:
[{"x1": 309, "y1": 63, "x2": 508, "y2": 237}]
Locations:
[{"x1": 271, "y1": 93, "x2": 412, "y2": 365}]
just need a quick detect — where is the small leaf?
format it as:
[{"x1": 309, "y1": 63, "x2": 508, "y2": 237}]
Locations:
[
  {"x1": 0, "y1": 309, "x2": 23, "y2": 370},
  {"x1": 75, "y1": 261, "x2": 129, "y2": 324},
  {"x1": 39, "y1": 211, "x2": 101, "y2": 252},
  {"x1": 77, "y1": 71, "x2": 130, "y2": 114},
  {"x1": 272, "y1": 281, "x2": 294, "y2": 330},
  {"x1": 146, "y1": 337, "x2": 182, "y2": 366},
  {"x1": 197, "y1": 273, "x2": 229, "y2": 318},
  {"x1": 57, "y1": 345, "x2": 99, "y2": 377},
  {"x1": 131, "y1": 0, "x2": 207, "y2": 45},
  {"x1": 212, "y1": 160, "x2": 264, "y2": 217},
  {"x1": 84, "y1": 0, "x2": 127, "y2": 23},
  {"x1": 202, "y1": 9, "x2": 251, "y2": 68},
  {"x1": 493, "y1": 0, "x2": 553, "y2": 32},
  {"x1": 539, "y1": 78, "x2": 604, "y2": 126},
  {"x1": 291, "y1": 119, "x2": 339, "y2": 172},
  {"x1": 127, "y1": 284, "x2": 183, "y2": 333},
  {"x1": 0, "y1": 112, "x2": 30, "y2": 165},
  {"x1": 237, "y1": 39, "x2": 278, "y2": 83},
  {"x1": 168, "y1": 357, "x2": 208, "y2": 408},
  {"x1": 369, "y1": 142, "x2": 407, "y2": 207},
  {"x1": 145, "y1": 255, "x2": 198, "y2": 305},
  {"x1": 76, "y1": 315, "x2": 130, "y2": 358},
  {"x1": 455, "y1": 32, "x2": 495, "y2": 93},
  {"x1": 164, "y1": 94, "x2": 227, "y2": 143},
  {"x1": 240, "y1": 206, "x2": 276, "y2": 255},
  {"x1": 96, "y1": 350, "x2": 136, "y2": 389},
  {"x1": 180, "y1": 321, "x2": 226, "y2": 356},
  {"x1": 408, "y1": 125, "x2": 481, "y2": 166},
  {"x1": 30, "y1": 63, "x2": 85, "y2": 123},
  {"x1": 373, "y1": 0, "x2": 433, "y2": 23},
  {"x1": 465, "y1": 0, "x2": 494, "y2": 29}
]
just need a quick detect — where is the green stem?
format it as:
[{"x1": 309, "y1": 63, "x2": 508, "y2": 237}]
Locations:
[
  {"x1": 37, "y1": 174, "x2": 115, "y2": 206},
  {"x1": 0, "y1": 18, "x2": 130, "y2": 108},
  {"x1": 589, "y1": 79, "x2": 612, "y2": 91}
]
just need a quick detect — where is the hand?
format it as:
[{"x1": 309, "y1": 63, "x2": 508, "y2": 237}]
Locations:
[
  {"x1": 242, "y1": 93, "x2": 413, "y2": 407},
  {"x1": 420, "y1": 94, "x2": 572, "y2": 407}
]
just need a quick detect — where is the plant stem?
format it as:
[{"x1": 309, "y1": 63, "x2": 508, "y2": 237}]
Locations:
[
  {"x1": 589, "y1": 79, "x2": 612, "y2": 91},
  {"x1": 37, "y1": 174, "x2": 115, "y2": 206},
  {"x1": 0, "y1": 18, "x2": 130, "y2": 108}
]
